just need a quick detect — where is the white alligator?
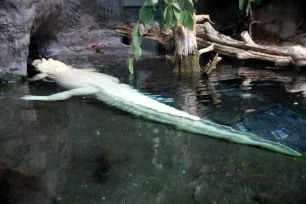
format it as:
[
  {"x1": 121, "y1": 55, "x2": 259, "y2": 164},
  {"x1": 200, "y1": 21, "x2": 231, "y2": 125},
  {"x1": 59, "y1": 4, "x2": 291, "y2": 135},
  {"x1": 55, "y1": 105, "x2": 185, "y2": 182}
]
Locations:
[{"x1": 21, "y1": 58, "x2": 302, "y2": 156}]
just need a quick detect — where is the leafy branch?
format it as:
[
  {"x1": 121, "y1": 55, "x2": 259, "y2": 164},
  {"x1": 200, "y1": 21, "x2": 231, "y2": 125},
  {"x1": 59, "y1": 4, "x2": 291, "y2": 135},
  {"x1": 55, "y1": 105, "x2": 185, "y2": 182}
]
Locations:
[{"x1": 127, "y1": 0, "x2": 196, "y2": 73}]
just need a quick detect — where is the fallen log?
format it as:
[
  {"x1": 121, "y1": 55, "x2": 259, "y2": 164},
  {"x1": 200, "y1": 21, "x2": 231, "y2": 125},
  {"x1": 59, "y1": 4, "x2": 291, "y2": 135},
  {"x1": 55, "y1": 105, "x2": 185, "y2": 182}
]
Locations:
[
  {"x1": 197, "y1": 38, "x2": 292, "y2": 66},
  {"x1": 197, "y1": 22, "x2": 306, "y2": 66},
  {"x1": 115, "y1": 21, "x2": 306, "y2": 67}
]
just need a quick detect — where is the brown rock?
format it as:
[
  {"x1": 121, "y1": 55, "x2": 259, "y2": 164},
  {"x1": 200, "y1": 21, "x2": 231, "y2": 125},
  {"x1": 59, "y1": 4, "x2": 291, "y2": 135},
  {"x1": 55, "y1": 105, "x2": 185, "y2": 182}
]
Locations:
[{"x1": 0, "y1": 160, "x2": 57, "y2": 204}]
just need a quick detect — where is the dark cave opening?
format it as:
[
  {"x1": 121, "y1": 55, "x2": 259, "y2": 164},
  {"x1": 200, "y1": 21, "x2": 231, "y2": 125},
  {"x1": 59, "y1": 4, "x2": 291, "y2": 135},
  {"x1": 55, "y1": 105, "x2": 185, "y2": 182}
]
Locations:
[
  {"x1": 27, "y1": 40, "x2": 46, "y2": 78},
  {"x1": 27, "y1": 34, "x2": 60, "y2": 77}
]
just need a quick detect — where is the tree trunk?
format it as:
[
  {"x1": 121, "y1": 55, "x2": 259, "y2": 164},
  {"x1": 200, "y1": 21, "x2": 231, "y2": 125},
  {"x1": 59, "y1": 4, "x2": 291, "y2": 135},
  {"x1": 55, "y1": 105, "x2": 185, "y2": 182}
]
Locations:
[
  {"x1": 173, "y1": 21, "x2": 200, "y2": 72},
  {"x1": 172, "y1": 13, "x2": 215, "y2": 72}
]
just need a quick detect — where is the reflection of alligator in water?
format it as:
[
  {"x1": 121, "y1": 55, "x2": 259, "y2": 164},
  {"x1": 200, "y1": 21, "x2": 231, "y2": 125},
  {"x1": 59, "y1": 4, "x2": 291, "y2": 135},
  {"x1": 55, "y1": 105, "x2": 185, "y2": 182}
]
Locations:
[{"x1": 21, "y1": 59, "x2": 301, "y2": 156}]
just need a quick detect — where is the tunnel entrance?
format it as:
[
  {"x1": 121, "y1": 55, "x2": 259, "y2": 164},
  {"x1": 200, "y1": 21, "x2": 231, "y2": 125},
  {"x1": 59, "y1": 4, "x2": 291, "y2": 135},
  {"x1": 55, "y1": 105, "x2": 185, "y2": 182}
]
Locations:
[{"x1": 27, "y1": 34, "x2": 60, "y2": 77}]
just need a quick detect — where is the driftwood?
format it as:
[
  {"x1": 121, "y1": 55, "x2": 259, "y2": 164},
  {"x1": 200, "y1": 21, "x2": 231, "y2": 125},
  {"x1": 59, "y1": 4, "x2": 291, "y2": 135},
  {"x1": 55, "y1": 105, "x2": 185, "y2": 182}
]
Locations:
[
  {"x1": 203, "y1": 53, "x2": 222, "y2": 74},
  {"x1": 115, "y1": 21, "x2": 306, "y2": 67},
  {"x1": 197, "y1": 22, "x2": 306, "y2": 67}
]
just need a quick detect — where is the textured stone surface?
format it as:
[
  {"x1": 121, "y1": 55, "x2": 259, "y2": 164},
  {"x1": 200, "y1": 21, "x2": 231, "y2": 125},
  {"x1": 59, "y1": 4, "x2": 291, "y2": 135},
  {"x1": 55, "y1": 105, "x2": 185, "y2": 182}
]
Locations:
[
  {"x1": 0, "y1": 0, "x2": 125, "y2": 76},
  {"x1": 255, "y1": 0, "x2": 304, "y2": 40},
  {"x1": 0, "y1": 0, "x2": 63, "y2": 74}
]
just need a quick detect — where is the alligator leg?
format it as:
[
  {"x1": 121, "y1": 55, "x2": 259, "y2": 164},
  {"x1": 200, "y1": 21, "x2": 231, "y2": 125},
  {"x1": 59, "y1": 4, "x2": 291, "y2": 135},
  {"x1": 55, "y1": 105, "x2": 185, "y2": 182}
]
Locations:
[{"x1": 21, "y1": 87, "x2": 99, "y2": 101}]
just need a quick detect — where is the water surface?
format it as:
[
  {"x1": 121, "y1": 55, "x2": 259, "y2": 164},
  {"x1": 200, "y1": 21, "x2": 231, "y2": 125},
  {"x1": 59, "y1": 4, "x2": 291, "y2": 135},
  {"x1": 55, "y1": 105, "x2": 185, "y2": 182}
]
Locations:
[{"x1": 1, "y1": 58, "x2": 306, "y2": 204}]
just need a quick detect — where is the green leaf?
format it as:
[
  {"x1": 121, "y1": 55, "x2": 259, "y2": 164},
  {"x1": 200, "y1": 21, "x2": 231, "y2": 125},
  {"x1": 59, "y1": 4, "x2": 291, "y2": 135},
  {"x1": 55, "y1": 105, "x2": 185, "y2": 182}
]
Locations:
[
  {"x1": 159, "y1": 0, "x2": 166, "y2": 30},
  {"x1": 132, "y1": 36, "x2": 142, "y2": 46},
  {"x1": 163, "y1": 4, "x2": 169, "y2": 19},
  {"x1": 173, "y1": 7, "x2": 181, "y2": 20},
  {"x1": 239, "y1": 0, "x2": 246, "y2": 10},
  {"x1": 160, "y1": 0, "x2": 166, "y2": 14},
  {"x1": 132, "y1": 43, "x2": 142, "y2": 61},
  {"x1": 131, "y1": 26, "x2": 142, "y2": 62},
  {"x1": 183, "y1": 0, "x2": 194, "y2": 13},
  {"x1": 165, "y1": 6, "x2": 174, "y2": 28},
  {"x1": 127, "y1": 58, "x2": 134, "y2": 74},
  {"x1": 245, "y1": 2, "x2": 251, "y2": 16},
  {"x1": 172, "y1": 2, "x2": 181, "y2": 11},
  {"x1": 140, "y1": 5, "x2": 153, "y2": 26},
  {"x1": 181, "y1": 10, "x2": 194, "y2": 31},
  {"x1": 171, "y1": 17, "x2": 178, "y2": 27},
  {"x1": 132, "y1": 23, "x2": 140, "y2": 37}
]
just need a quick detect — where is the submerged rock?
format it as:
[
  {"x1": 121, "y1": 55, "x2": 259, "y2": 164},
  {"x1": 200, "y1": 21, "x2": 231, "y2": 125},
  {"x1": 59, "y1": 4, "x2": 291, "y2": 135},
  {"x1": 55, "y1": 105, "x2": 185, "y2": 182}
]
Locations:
[{"x1": 0, "y1": 160, "x2": 57, "y2": 204}]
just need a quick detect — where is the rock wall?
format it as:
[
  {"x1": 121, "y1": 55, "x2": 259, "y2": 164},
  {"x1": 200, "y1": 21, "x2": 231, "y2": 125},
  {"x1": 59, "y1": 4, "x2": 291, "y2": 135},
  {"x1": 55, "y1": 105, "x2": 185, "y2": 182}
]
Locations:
[
  {"x1": 0, "y1": 0, "x2": 125, "y2": 76},
  {"x1": 0, "y1": 0, "x2": 63, "y2": 74},
  {"x1": 254, "y1": 0, "x2": 305, "y2": 41}
]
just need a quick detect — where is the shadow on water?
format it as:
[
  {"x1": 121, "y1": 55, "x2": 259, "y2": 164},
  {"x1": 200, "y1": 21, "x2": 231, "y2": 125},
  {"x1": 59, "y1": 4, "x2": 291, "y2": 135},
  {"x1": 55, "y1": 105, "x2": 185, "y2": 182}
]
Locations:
[{"x1": 1, "y1": 57, "x2": 306, "y2": 203}]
